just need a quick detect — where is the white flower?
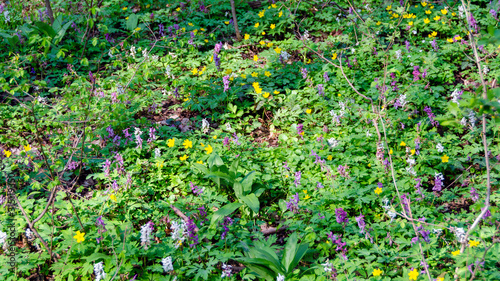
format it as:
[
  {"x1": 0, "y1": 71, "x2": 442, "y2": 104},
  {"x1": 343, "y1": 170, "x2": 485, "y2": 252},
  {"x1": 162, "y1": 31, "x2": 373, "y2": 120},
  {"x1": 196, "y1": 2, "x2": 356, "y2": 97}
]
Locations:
[
  {"x1": 458, "y1": 5, "x2": 465, "y2": 18},
  {"x1": 140, "y1": 222, "x2": 153, "y2": 249},
  {"x1": 395, "y1": 49, "x2": 402, "y2": 60},
  {"x1": 4, "y1": 10, "x2": 10, "y2": 22},
  {"x1": 327, "y1": 138, "x2": 339, "y2": 148},
  {"x1": 171, "y1": 220, "x2": 187, "y2": 248},
  {"x1": 406, "y1": 166, "x2": 417, "y2": 176},
  {"x1": 436, "y1": 143, "x2": 444, "y2": 153},
  {"x1": 412, "y1": 30, "x2": 417, "y2": 34},
  {"x1": 154, "y1": 148, "x2": 161, "y2": 158},
  {"x1": 280, "y1": 50, "x2": 291, "y2": 61},
  {"x1": 397, "y1": 94, "x2": 408, "y2": 107},
  {"x1": 406, "y1": 157, "x2": 416, "y2": 166},
  {"x1": 321, "y1": 259, "x2": 334, "y2": 272},
  {"x1": 0, "y1": 231, "x2": 7, "y2": 244},
  {"x1": 351, "y1": 48, "x2": 355, "y2": 54},
  {"x1": 142, "y1": 48, "x2": 149, "y2": 58},
  {"x1": 162, "y1": 256, "x2": 174, "y2": 272},
  {"x1": 435, "y1": 172, "x2": 444, "y2": 181},
  {"x1": 134, "y1": 127, "x2": 142, "y2": 137},
  {"x1": 94, "y1": 262, "x2": 106, "y2": 281},
  {"x1": 468, "y1": 110, "x2": 476, "y2": 127},
  {"x1": 201, "y1": 119, "x2": 210, "y2": 133},
  {"x1": 483, "y1": 66, "x2": 489, "y2": 75},
  {"x1": 303, "y1": 30, "x2": 310, "y2": 40},
  {"x1": 108, "y1": 50, "x2": 113, "y2": 57},
  {"x1": 460, "y1": 117, "x2": 467, "y2": 126},
  {"x1": 432, "y1": 228, "x2": 443, "y2": 235},
  {"x1": 450, "y1": 89, "x2": 462, "y2": 105},
  {"x1": 26, "y1": 228, "x2": 34, "y2": 239},
  {"x1": 130, "y1": 46, "x2": 136, "y2": 58},
  {"x1": 388, "y1": 211, "x2": 397, "y2": 222},
  {"x1": 225, "y1": 123, "x2": 232, "y2": 131},
  {"x1": 422, "y1": 40, "x2": 426, "y2": 43},
  {"x1": 221, "y1": 263, "x2": 232, "y2": 278},
  {"x1": 277, "y1": 274, "x2": 285, "y2": 281},
  {"x1": 410, "y1": 62, "x2": 414, "y2": 66},
  {"x1": 454, "y1": 227, "x2": 466, "y2": 243},
  {"x1": 366, "y1": 130, "x2": 372, "y2": 137},
  {"x1": 152, "y1": 55, "x2": 159, "y2": 61},
  {"x1": 117, "y1": 85, "x2": 125, "y2": 95}
]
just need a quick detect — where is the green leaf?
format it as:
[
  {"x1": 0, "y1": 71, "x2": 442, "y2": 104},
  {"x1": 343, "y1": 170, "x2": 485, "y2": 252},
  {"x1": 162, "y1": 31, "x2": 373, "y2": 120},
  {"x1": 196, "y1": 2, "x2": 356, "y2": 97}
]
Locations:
[
  {"x1": 237, "y1": 258, "x2": 276, "y2": 281},
  {"x1": 126, "y1": 14, "x2": 139, "y2": 31},
  {"x1": 240, "y1": 194, "x2": 260, "y2": 214},
  {"x1": 240, "y1": 171, "x2": 256, "y2": 194},
  {"x1": 208, "y1": 153, "x2": 224, "y2": 167},
  {"x1": 210, "y1": 202, "x2": 242, "y2": 227},
  {"x1": 34, "y1": 21, "x2": 57, "y2": 38},
  {"x1": 282, "y1": 232, "x2": 298, "y2": 272}
]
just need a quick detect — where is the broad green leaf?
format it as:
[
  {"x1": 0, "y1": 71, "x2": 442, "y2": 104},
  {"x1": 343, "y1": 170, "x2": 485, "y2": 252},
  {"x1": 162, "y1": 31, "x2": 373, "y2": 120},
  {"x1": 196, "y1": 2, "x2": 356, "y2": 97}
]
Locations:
[
  {"x1": 240, "y1": 194, "x2": 260, "y2": 214},
  {"x1": 210, "y1": 202, "x2": 242, "y2": 227},
  {"x1": 126, "y1": 14, "x2": 139, "y2": 31}
]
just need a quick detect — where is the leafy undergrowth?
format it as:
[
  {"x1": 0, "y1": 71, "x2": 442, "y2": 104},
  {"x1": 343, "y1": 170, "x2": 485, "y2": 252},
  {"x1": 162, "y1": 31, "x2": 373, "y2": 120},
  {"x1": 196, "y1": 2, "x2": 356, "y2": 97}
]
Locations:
[{"x1": 0, "y1": 0, "x2": 500, "y2": 281}]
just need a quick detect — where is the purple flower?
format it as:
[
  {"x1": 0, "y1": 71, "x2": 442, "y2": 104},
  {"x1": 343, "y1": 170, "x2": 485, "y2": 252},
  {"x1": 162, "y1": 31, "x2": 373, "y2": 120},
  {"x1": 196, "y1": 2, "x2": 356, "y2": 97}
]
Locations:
[
  {"x1": 96, "y1": 215, "x2": 107, "y2": 243},
  {"x1": 482, "y1": 208, "x2": 491, "y2": 220},
  {"x1": 469, "y1": 14, "x2": 478, "y2": 32},
  {"x1": 490, "y1": 9, "x2": 498, "y2": 20},
  {"x1": 220, "y1": 217, "x2": 233, "y2": 239},
  {"x1": 186, "y1": 217, "x2": 199, "y2": 247},
  {"x1": 198, "y1": 206, "x2": 208, "y2": 225},
  {"x1": 301, "y1": 67, "x2": 307, "y2": 79},
  {"x1": 405, "y1": 40, "x2": 410, "y2": 51},
  {"x1": 323, "y1": 72, "x2": 330, "y2": 82},
  {"x1": 424, "y1": 106, "x2": 439, "y2": 127},
  {"x1": 223, "y1": 136, "x2": 230, "y2": 148},
  {"x1": 105, "y1": 33, "x2": 114, "y2": 43},
  {"x1": 415, "y1": 178, "x2": 424, "y2": 200},
  {"x1": 355, "y1": 214, "x2": 366, "y2": 233},
  {"x1": 231, "y1": 133, "x2": 241, "y2": 145},
  {"x1": 147, "y1": 127, "x2": 156, "y2": 143},
  {"x1": 338, "y1": 165, "x2": 349, "y2": 178},
  {"x1": 433, "y1": 173, "x2": 444, "y2": 192},
  {"x1": 67, "y1": 161, "x2": 79, "y2": 170},
  {"x1": 214, "y1": 53, "x2": 221, "y2": 71},
  {"x1": 335, "y1": 208, "x2": 349, "y2": 227},
  {"x1": 317, "y1": 182, "x2": 324, "y2": 189},
  {"x1": 89, "y1": 71, "x2": 95, "y2": 84},
  {"x1": 283, "y1": 161, "x2": 290, "y2": 171},
  {"x1": 103, "y1": 159, "x2": 111, "y2": 177},
  {"x1": 412, "y1": 66, "x2": 421, "y2": 81},
  {"x1": 317, "y1": 84, "x2": 324, "y2": 96},
  {"x1": 431, "y1": 38, "x2": 438, "y2": 51},
  {"x1": 190, "y1": 182, "x2": 203, "y2": 196},
  {"x1": 214, "y1": 42, "x2": 222, "y2": 54},
  {"x1": 294, "y1": 171, "x2": 301, "y2": 187},
  {"x1": 297, "y1": 123, "x2": 304, "y2": 139},
  {"x1": 286, "y1": 193, "x2": 300, "y2": 213},
  {"x1": 470, "y1": 187, "x2": 479, "y2": 202},
  {"x1": 159, "y1": 24, "x2": 165, "y2": 37},
  {"x1": 223, "y1": 75, "x2": 230, "y2": 92}
]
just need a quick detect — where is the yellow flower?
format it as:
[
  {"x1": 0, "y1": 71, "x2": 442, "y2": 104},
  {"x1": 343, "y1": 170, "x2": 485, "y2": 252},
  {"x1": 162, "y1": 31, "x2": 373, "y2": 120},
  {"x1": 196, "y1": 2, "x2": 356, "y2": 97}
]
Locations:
[
  {"x1": 274, "y1": 47, "x2": 281, "y2": 54},
  {"x1": 271, "y1": 4, "x2": 277, "y2": 8},
  {"x1": 263, "y1": 92, "x2": 270, "y2": 98},
  {"x1": 204, "y1": 39, "x2": 208, "y2": 43},
  {"x1": 176, "y1": 7, "x2": 181, "y2": 12},
  {"x1": 24, "y1": 144, "x2": 31, "y2": 152},
  {"x1": 393, "y1": 13, "x2": 399, "y2": 18},
  {"x1": 279, "y1": 11, "x2": 283, "y2": 17},
  {"x1": 409, "y1": 268, "x2": 419, "y2": 280},
  {"x1": 265, "y1": 71, "x2": 271, "y2": 77},
  {"x1": 74, "y1": 231, "x2": 85, "y2": 243},
  {"x1": 167, "y1": 138, "x2": 175, "y2": 147},
  {"x1": 425, "y1": 10, "x2": 431, "y2": 14},
  {"x1": 267, "y1": 42, "x2": 273, "y2": 47},
  {"x1": 110, "y1": 194, "x2": 117, "y2": 202},
  {"x1": 122, "y1": 7, "x2": 128, "y2": 10},
  {"x1": 4, "y1": 150, "x2": 11, "y2": 158},
  {"x1": 306, "y1": 109, "x2": 312, "y2": 114},
  {"x1": 376, "y1": 21, "x2": 382, "y2": 25},
  {"x1": 270, "y1": 24, "x2": 276, "y2": 29},
  {"x1": 251, "y1": 72, "x2": 258, "y2": 77},
  {"x1": 447, "y1": 38, "x2": 453, "y2": 43},
  {"x1": 431, "y1": 31, "x2": 437, "y2": 37},
  {"x1": 409, "y1": 21, "x2": 414, "y2": 26},
  {"x1": 373, "y1": 268, "x2": 383, "y2": 276},
  {"x1": 258, "y1": 10, "x2": 265, "y2": 17},
  {"x1": 273, "y1": 90, "x2": 280, "y2": 95},
  {"x1": 430, "y1": 5, "x2": 434, "y2": 9},
  {"x1": 434, "y1": 15, "x2": 440, "y2": 21},
  {"x1": 400, "y1": 141, "x2": 406, "y2": 146},
  {"x1": 469, "y1": 240, "x2": 479, "y2": 247},
  {"x1": 188, "y1": 23, "x2": 194, "y2": 26},
  {"x1": 191, "y1": 68, "x2": 198, "y2": 75},
  {"x1": 255, "y1": 22, "x2": 260, "y2": 28},
  {"x1": 389, "y1": 149, "x2": 393, "y2": 154},
  {"x1": 259, "y1": 40, "x2": 265, "y2": 46},
  {"x1": 134, "y1": 27, "x2": 141, "y2": 32},
  {"x1": 180, "y1": 155, "x2": 188, "y2": 161},
  {"x1": 436, "y1": 277, "x2": 444, "y2": 281},
  {"x1": 452, "y1": 250, "x2": 460, "y2": 256},
  {"x1": 183, "y1": 139, "x2": 193, "y2": 149},
  {"x1": 241, "y1": 74, "x2": 246, "y2": 79},
  {"x1": 386, "y1": 5, "x2": 392, "y2": 10},
  {"x1": 452, "y1": 12, "x2": 456, "y2": 16},
  {"x1": 338, "y1": 94, "x2": 341, "y2": 97},
  {"x1": 303, "y1": 190, "x2": 307, "y2": 194},
  {"x1": 200, "y1": 142, "x2": 205, "y2": 147},
  {"x1": 146, "y1": 4, "x2": 150, "y2": 8},
  {"x1": 304, "y1": 195, "x2": 310, "y2": 200},
  {"x1": 253, "y1": 55, "x2": 258, "y2": 62},
  {"x1": 424, "y1": 18, "x2": 430, "y2": 24},
  {"x1": 224, "y1": 21, "x2": 230, "y2": 24},
  {"x1": 411, "y1": 149, "x2": 416, "y2": 155},
  {"x1": 441, "y1": 154, "x2": 449, "y2": 163},
  {"x1": 244, "y1": 34, "x2": 250, "y2": 40},
  {"x1": 368, "y1": 163, "x2": 371, "y2": 167},
  {"x1": 327, "y1": 155, "x2": 333, "y2": 161},
  {"x1": 205, "y1": 145, "x2": 213, "y2": 154},
  {"x1": 375, "y1": 187, "x2": 382, "y2": 195},
  {"x1": 196, "y1": 160, "x2": 203, "y2": 164},
  {"x1": 262, "y1": 31, "x2": 266, "y2": 35},
  {"x1": 454, "y1": 35, "x2": 462, "y2": 40},
  {"x1": 421, "y1": 1, "x2": 427, "y2": 7},
  {"x1": 200, "y1": 28, "x2": 205, "y2": 31},
  {"x1": 441, "y1": 9, "x2": 448, "y2": 15},
  {"x1": 213, "y1": 135, "x2": 217, "y2": 139},
  {"x1": 332, "y1": 53, "x2": 337, "y2": 60}
]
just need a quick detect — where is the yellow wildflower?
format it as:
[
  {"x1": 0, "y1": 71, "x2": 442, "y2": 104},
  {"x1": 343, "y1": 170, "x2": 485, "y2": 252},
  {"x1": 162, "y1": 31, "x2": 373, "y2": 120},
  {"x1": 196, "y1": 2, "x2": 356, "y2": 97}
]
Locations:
[
  {"x1": 191, "y1": 68, "x2": 198, "y2": 75},
  {"x1": 400, "y1": 141, "x2": 406, "y2": 146},
  {"x1": 255, "y1": 22, "x2": 259, "y2": 28},
  {"x1": 447, "y1": 38, "x2": 453, "y2": 42},
  {"x1": 213, "y1": 135, "x2": 217, "y2": 139},
  {"x1": 262, "y1": 31, "x2": 266, "y2": 35},
  {"x1": 434, "y1": 15, "x2": 441, "y2": 21},
  {"x1": 425, "y1": 10, "x2": 431, "y2": 14},
  {"x1": 332, "y1": 53, "x2": 337, "y2": 60},
  {"x1": 253, "y1": 55, "x2": 258, "y2": 62},
  {"x1": 386, "y1": 5, "x2": 392, "y2": 10},
  {"x1": 273, "y1": 90, "x2": 280, "y2": 94},
  {"x1": 272, "y1": 4, "x2": 277, "y2": 8},
  {"x1": 74, "y1": 231, "x2": 85, "y2": 243},
  {"x1": 205, "y1": 145, "x2": 213, "y2": 154},
  {"x1": 180, "y1": 155, "x2": 188, "y2": 161},
  {"x1": 224, "y1": 21, "x2": 230, "y2": 24},
  {"x1": 267, "y1": 42, "x2": 273, "y2": 47},
  {"x1": 259, "y1": 40, "x2": 265, "y2": 46},
  {"x1": 373, "y1": 269, "x2": 383, "y2": 276},
  {"x1": 421, "y1": 1, "x2": 427, "y2": 7},
  {"x1": 374, "y1": 187, "x2": 382, "y2": 195},
  {"x1": 279, "y1": 11, "x2": 282, "y2": 17},
  {"x1": 409, "y1": 21, "x2": 414, "y2": 26},
  {"x1": 452, "y1": 250, "x2": 460, "y2": 256},
  {"x1": 265, "y1": 71, "x2": 271, "y2": 77},
  {"x1": 167, "y1": 138, "x2": 175, "y2": 147},
  {"x1": 176, "y1": 7, "x2": 181, "y2": 12},
  {"x1": 441, "y1": 9, "x2": 447, "y2": 15},
  {"x1": 244, "y1": 34, "x2": 250, "y2": 40},
  {"x1": 274, "y1": 47, "x2": 281, "y2": 53},
  {"x1": 183, "y1": 139, "x2": 193, "y2": 149},
  {"x1": 134, "y1": 27, "x2": 141, "y2": 32},
  {"x1": 196, "y1": 160, "x2": 203, "y2": 164},
  {"x1": 409, "y1": 269, "x2": 419, "y2": 280},
  {"x1": 24, "y1": 144, "x2": 31, "y2": 152},
  {"x1": 454, "y1": 35, "x2": 462, "y2": 40},
  {"x1": 258, "y1": 10, "x2": 265, "y2": 17},
  {"x1": 251, "y1": 72, "x2": 258, "y2": 77},
  {"x1": 306, "y1": 109, "x2": 312, "y2": 114},
  {"x1": 327, "y1": 155, "x2": 333, "y2": 161},
  {"x1": 263, "y1": 92, "x2": 270, "y2": 98},
  {"x1": 188, "y1": 23, "x2": 193, "y2": 26},
  {"x1": 411, "y1": 149, "x2": 416, "y2": 155},
  {"x1": 122, "y1": 7, "x2": 127, "y2": 10},
  {"x1": 424, "y1": 18, "x2": 430, "y2": 24},
  {"x1": 270, "y1": 24, "x2": 276, "y2": 29},
  {"x1": 441, "y1": 154, "x2": 449, "y2": 163},
  {"x1": 4, "y1": 150, "x2": 11, "y2": 158},
  {"x1": 389, "y1": 149, "x2": 393, "y2": 154},
  {"x1": 469, "y1": 240, "x2": 479, "y2": 247},
  {"x1": 376, "y1": 21, "x2": 382, "y2": 25},
  {"x1": 110, "y1": 194, "x2": 117, "y2": 202}
]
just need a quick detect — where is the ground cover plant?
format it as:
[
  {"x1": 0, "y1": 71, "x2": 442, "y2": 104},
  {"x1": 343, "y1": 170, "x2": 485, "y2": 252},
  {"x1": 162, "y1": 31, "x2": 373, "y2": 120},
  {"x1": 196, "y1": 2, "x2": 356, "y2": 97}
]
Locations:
[{"x1": 0, "y1": 0, "x2": 499, "y2": 280}]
